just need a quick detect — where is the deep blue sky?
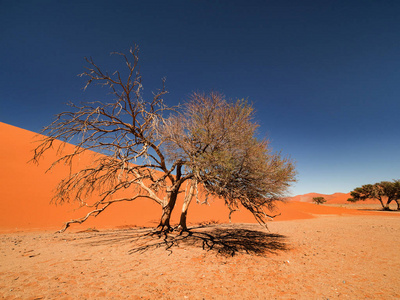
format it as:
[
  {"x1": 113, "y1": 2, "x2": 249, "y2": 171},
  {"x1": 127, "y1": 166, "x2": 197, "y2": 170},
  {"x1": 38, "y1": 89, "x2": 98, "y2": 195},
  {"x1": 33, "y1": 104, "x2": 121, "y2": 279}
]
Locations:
[{"x1": 1, "y1": 0, "x2": 399, "y2": 195}]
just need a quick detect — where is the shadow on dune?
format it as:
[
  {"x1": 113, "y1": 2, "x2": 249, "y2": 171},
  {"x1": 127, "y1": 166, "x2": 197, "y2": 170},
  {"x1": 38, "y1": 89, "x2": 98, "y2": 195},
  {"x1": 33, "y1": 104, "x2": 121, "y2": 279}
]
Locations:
[{"x1": 74, "y1": 224, "x2": 289, "y2": 257}]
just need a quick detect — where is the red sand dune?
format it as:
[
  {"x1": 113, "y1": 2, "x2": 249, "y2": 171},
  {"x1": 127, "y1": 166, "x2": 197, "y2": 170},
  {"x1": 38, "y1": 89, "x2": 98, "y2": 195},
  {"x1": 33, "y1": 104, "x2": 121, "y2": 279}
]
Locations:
[
  {"x1": 289, "y1": 192, "x2": 350, "y2": 203},
  {"x1": 0, "y1": 122, "x2": 392, "y2": 233},
  {"x1": 288, "y1": 191, "x2": 379, "y2": 204}
]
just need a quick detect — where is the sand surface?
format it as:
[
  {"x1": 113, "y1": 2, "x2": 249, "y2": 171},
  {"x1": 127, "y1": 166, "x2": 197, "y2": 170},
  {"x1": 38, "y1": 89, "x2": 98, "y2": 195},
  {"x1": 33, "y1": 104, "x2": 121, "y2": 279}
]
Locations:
[
  {"x1": 0, "y1": 122, "x2": 395, "y2": 233},
  {"x1": 1, "y1": 215, "x2": 399, "y2": 299},
  {"x1": 2, "y1": 122, "x2": 400, "y2": 298},
  {"x1": 1, "y1": 121, "x2": 305, "y2": 233}
]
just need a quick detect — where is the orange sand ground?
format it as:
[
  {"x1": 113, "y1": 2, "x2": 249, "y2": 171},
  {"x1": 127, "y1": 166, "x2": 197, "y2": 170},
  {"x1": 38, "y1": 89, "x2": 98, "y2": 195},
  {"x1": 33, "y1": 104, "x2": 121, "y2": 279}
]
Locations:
[
  {"x1": 1, "y1": 122, "x2": 400, "y2": 298},
  {"x1": 1, "y1": 216, "x2": 400, "y2": 299},
  {"x1": 0, "y1": 122, "x2": 394, "y2": 233}
]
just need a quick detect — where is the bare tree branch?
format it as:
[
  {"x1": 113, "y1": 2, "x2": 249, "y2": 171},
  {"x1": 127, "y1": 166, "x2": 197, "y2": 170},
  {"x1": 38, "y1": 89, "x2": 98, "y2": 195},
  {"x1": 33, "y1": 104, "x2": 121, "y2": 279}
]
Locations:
[{"x1": 33, "y1": 48, "x2": 296, "y2": 232}]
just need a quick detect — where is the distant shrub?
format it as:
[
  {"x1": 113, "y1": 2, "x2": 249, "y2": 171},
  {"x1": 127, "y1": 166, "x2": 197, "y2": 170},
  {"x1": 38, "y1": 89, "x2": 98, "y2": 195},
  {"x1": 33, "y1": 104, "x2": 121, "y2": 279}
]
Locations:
[{"x1": 312, "y1": 197, "x2": 326, "y2": 205}]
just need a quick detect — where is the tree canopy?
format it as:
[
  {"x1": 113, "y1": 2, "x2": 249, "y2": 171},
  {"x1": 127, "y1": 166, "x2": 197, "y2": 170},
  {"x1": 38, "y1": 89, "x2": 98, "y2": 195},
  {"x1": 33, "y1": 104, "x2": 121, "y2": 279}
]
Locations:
[
  {"x1": 312, "y1": 197, "x2": 326, "y2": 205},
  {"x1": 33, "y1": 46, "x2": 296, "y2": 232},
  {"x1": 347, "y1": 180, "x2": 400, "y2": 210}
]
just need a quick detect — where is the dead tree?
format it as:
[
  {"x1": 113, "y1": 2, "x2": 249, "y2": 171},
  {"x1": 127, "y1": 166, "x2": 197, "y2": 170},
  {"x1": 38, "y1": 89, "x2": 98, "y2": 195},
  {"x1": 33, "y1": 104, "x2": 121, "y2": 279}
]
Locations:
[
  {"x1": 33, "y1": 46, "x2": 191, "y2": 232},
  {"x1": 33, "y1": 48, "x2": 296, "y2": 233}
]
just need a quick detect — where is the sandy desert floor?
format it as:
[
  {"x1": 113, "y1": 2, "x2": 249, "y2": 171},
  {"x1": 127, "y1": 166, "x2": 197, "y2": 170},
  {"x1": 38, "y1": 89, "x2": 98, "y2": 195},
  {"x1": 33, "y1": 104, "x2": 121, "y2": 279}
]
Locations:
[
  {"x1": 2, "y1": 122, "x2": 400, "y2": 299},
  {"x1": 1, "y1": 213, "x2": 399, "y2": 300}
]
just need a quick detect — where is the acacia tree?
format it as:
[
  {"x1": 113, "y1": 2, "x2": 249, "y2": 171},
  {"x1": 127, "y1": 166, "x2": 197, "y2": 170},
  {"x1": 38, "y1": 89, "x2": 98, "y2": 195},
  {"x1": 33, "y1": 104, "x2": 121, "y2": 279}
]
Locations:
[
  {"x1": 312, "y1": 197, "x2": 326, "y2": 205},
  {"x1": 348, "y1": 180, "x2": 400, "y2": 210},
  {"x1": 162, "y1": 92, "x2": 297, "y2": 231},
  {"x1": 33, "y1": 47, "x2": 296, "y2": 232}
]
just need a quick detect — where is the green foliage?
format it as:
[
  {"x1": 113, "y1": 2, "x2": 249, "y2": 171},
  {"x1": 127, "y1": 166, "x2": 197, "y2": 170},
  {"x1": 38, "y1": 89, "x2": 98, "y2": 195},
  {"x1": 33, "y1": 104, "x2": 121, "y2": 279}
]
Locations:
[
  {"x1": 312, "y1": 197, "x2": 326, "y2": 205},
  {"x1": 164, "y1": 92, "x2": 297, "y2": 223},
  {"x1": 347, "y1": 198, "x2": 357, "y2": 203},
  {"x1": 348, "y1": 180, "x2": 400, "y2": 210}
]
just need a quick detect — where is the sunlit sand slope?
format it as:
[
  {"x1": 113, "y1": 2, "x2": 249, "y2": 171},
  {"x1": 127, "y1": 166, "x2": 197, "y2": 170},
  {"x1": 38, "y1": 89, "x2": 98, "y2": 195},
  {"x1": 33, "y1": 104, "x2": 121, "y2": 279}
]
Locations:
[{"x1": 0, "y1": 122, "x2": 391, "y2": 232}]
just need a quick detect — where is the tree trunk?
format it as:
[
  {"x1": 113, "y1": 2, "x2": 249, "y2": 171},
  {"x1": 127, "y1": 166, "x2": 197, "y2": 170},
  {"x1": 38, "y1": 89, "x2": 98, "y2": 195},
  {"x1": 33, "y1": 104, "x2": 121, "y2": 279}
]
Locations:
[
  {"x1": 377, "y1": 198, "x2": 389, "y2": 210},
  {"x1": 158, "y1": 205, "x2": 173, "y2": 232},
  {"x1": 384, "y1": 198, "x2": 393, "y2": 211},
  {"x1": 157, "y1": 190, "x2": 179, "y2": 232},
  {"x1": 177, "y1": 181, "x2": 195, "y2": 233},
  {"x1": 177, "y1": 199, "x2": 190, "y2": 232},
  {"x1": 396, "y1": 200, "x2": 400, "y2": 211}
]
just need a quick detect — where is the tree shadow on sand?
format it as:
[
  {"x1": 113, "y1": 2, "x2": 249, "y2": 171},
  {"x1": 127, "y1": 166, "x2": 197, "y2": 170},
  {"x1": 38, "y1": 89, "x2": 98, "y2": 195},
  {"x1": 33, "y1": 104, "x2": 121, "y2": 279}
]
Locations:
[
  {"x1": 75, "y1": 224, "x2": 289, "y2": 257},
  {"x1": 338, "y1": 203, "x2": 400, "y2": 212}
]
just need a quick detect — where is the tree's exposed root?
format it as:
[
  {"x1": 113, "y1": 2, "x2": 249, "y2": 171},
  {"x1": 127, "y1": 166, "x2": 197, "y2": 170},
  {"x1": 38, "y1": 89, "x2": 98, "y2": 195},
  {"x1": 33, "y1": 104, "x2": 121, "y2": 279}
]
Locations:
[
  {"x1": 155, "y1": 224, "x2": 174, "y2": 234},
  {"x1": 174, "y1": 225, "x2": 191, "y2": 236}
]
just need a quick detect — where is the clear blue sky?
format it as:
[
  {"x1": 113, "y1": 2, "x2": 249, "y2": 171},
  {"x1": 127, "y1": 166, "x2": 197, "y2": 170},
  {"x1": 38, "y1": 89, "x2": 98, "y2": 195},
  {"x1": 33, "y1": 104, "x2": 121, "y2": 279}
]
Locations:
[{"x1": 1, "y1": 0, "x2": 399, "y2": 195}]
